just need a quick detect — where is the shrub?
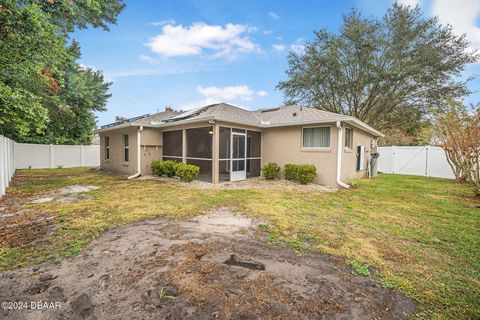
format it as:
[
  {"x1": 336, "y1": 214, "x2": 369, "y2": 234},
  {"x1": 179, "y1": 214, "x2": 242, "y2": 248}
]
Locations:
[
  {"x1": 283, "y1": 164, "x2": 298, "y2": 181},
  {"x1": 175, "y1": 162, "x2": 200, "y2": 182},
  {"x1": 159, "y1": 160, "x2": 178, "y2": 177},
  {"x1": 151, "y1": 160, "x2": 162, "y2": 176},
  {"x1": 283, "y1": 164, "x2": 317, "y2": 184},
  {"x1": 262, "y1": 162, "x2": 280, "y2": 180},
  {"x1": 297, "y1": 165, "x2": 317, "y2": 184},
  {"x1": 348, "y1": 177, "x2": 360, "y2": 188}
]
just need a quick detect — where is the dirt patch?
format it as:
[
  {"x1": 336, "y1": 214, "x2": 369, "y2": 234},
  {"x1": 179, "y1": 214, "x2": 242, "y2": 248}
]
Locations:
[
  {"x1": 30, "y1": 185, "x2": 100, "y2": 204},
  {"x1": 0, "y1": 208, "x2": 416, "y2": 319},
  {"x1": 141, "y1": 176, "x2": 338, "y2": 192},
  {"x1": 0, "y1": 185, "x2": 99, "y2": 246}
]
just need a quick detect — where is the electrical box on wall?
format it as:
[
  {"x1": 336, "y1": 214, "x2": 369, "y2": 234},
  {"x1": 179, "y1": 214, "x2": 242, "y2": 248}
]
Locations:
[{"x1": 357, "y1": 146, "x2": 365, "y2": 171}]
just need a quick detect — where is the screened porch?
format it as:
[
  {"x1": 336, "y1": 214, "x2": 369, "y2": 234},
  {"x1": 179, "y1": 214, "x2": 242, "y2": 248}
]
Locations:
[{"x1": 160, "y1": 124, "x2": 261, "y2": 183}]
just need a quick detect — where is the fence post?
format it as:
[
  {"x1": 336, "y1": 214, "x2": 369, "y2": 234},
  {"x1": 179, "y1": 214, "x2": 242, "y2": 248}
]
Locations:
[
  {"x1": 11, "y1": 140, "x2": 14, "y2": 173},
  {"x1": 5, "y1": 138, "x2": 12, "y2": 184},
  {"x1": 4, "y1": 137, "x2": 8, "y2": 188},
  {"x1": 80, "y1": 144, "x2": 84, "y2": 166},
  {"x1": 49, "y1": 144, "x2": 54, "y2": 168},
  {"x1": 0, "y1": 136, "x2": 5, "y2": 197},
  {"x1": 391, "y1": 146, "x2": 396, "y2": 174},
  {"x1": 425, "y1": 145, "x2": 430, "y2": 177}
]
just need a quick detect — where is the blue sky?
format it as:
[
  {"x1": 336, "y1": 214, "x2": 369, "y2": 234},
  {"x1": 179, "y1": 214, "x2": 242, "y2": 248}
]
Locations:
[{"x1": 72, "y1": 0, "x2": 480, "y2": 127}]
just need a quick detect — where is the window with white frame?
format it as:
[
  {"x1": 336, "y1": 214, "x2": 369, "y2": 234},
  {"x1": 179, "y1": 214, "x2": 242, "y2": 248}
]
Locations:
[
  {"x1": 105, "y1": 136, "x2": 110, "y2": 160},
  {"x1": 302, "y1": 126, "x2": 331, "y2": 148},
  {"x1": 345, "y1": 127, "x2": 353, "y2": 149},
  {"x1": 123, "y1": 133, "x2": 129, "y2": 163}
]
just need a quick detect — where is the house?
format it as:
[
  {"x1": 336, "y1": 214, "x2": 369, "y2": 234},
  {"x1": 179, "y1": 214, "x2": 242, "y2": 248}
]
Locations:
[{"x1": 96, "y1": 103, "x2": 383, "y2": 187}]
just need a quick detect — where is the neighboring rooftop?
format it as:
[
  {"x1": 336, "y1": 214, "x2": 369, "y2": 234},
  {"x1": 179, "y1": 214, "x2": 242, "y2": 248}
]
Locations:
[{"x1": 96, "y1": 103, "x2": 383, "y2": 136}]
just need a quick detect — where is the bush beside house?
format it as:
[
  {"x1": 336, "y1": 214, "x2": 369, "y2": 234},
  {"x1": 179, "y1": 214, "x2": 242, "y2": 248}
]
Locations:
[
  {"x1": 175, "y1": 163, "x2": 200, "y2": 182},
  {"x1": 262, "y1": 162, "x2": 280, "y2": 180},
  {"x1": 284, "y1": 164, "x2": 317, "y2": 184},
  {"x1": 151, "y1": 160, "x2": 200, "y2": 182}
]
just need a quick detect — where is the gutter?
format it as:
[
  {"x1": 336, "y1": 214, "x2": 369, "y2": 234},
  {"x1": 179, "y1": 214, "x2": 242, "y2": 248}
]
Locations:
[
  {"x1": 336, "y1": 121, "x2": 350, "y2": 189},
  {"x1": 95, "y1": 122, "x2": 133, "y2": 134},
  {"x1": 127, "y1": 126, "x2": 143, "y2": 180}
]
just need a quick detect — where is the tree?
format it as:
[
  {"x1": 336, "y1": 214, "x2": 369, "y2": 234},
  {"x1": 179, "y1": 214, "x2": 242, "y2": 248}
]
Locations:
[
  {"x1": 0, "y1": 1, "x2": 72, "y2": 140},
  {"x1": 277, "y1": 4, "x2": 479, "y2": 144},
  {"x1": 0, "y1": 0, "x2": 123, "y2": 143},
  {"x1": 16, "y1": 0, "x2": 125, "y2": 33},
  {"x1": 45, "y1": 65, "x2": 112, "y2": 144},
  {"x1": 433, "y1": 101, "x2": 480, "y2": 194}
]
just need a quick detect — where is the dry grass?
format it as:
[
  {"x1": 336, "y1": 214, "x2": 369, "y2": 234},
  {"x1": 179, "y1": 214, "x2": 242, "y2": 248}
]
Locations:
[{"x1": 0, "y1": 167, "x2": 479, "y2": 319}]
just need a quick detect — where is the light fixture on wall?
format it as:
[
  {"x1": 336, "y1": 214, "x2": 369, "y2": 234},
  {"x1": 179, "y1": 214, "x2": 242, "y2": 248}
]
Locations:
[{"x1": 208, "y1": 130, "x2": 214, "y2": 135}]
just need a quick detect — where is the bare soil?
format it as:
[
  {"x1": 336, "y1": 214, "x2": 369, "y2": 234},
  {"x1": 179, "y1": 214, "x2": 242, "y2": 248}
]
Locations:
[
  {"x1": 0, "y1": 185, "x2": 99, "y2": 247},
  {"x1": 0, "y1": 208, "x2": 416, "y2": 320}
]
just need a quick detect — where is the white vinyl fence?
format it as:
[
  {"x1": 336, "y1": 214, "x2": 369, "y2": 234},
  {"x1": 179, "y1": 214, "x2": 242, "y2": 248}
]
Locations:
[
  {"x1": 377, "y1": 146, "x2": 455, "y2": 179},
  {"x1": 0, "y1": 135, "x2": 15, "y2": 198},
  {"x1": 0, "y1": 136, "x2": 100, "y2": 199},
  {"x1": 15, "y1": 143, "x2": 99, "y2": 169}
]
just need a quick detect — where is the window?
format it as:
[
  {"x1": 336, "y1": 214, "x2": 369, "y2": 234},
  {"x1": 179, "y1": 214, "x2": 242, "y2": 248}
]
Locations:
[
  {"x1": 345, "y1": 127, "x2": 353, "y2": 149},
  {"x1": 162, "y1": 130, "x2": 183, "y2": 160},
  {"x1": 302, "y1": 126, "x2": 331, "y2": 148},
  {"x1": 105, "y1": 136, "x2": 110, "y2": 160},
  {"x1": 123, "y1": 133, "x2": 129, "y2": 163}
]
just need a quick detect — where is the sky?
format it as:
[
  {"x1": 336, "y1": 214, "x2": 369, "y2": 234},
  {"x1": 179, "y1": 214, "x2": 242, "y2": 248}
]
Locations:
[{"x1": 72, "y1": 0, "x2": 480, "y2": 127}]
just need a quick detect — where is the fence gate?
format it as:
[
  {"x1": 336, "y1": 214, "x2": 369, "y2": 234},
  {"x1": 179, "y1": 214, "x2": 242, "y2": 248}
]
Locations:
[{"x1": 377, "y1": 146, "x2": 455, "y2": 179}]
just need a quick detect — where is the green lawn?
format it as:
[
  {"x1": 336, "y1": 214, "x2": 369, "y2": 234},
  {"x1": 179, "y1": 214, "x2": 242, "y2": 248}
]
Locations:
[{"x1": 0, "y1": 168, "x2": 479, "y2": 319}]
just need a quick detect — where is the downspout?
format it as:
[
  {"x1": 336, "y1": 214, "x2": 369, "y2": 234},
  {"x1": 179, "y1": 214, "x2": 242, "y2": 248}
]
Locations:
[
  {"x1": 336, "y1": 121, "x2": 350, "y2": 189},
  {"x1": 128, "y1": 126, "x2": 143, "y2": 179}
]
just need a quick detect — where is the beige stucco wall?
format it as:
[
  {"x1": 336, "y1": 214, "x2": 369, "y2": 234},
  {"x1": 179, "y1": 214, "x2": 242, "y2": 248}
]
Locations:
[
  {"x1": 140, "y1": 127, "x2": 162, "y2": 175},
  {"x1": 262, "y1": 123, "x2": 376, "y2": 186},
  {"x1": 262, "y1": 123, "x2": 339, "y2": 186},
  {"x1": 341, "y1": 124, "x2": 375, "y2": 182},
  {"x1": 99, "y1": 126, "x2": 139, "y2": 176}
]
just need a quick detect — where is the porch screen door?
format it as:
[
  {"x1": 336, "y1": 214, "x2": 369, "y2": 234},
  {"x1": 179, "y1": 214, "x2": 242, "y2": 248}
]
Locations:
[{"x1": 230, "y1": 132, "x2": 246, "y2": 181}]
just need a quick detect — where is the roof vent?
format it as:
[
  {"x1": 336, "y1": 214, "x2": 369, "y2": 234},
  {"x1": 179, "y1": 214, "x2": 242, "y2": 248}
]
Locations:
[{"x1": 293, "y1": 112, "x2": 297, "y2": 117}]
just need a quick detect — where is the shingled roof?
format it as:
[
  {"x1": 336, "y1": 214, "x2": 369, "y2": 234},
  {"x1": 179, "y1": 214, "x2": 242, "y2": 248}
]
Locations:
[{"x1": 97, "y1": 103, "x2": 383, "y2": 137}]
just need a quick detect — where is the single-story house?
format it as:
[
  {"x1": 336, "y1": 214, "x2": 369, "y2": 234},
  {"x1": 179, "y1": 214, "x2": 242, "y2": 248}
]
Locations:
[{"x1": 96, "y1": 103, "x2": 383, "y2": 187}]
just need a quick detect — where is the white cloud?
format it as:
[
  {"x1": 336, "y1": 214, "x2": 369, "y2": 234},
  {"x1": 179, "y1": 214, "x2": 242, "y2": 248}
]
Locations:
[
  {"x1": 138, "y1": 54, "x2": 159, "y2": 64},
  {"x1": 149, "y1": 19, "x2": 176, "y2": 27},
  {"x1": 146, "y1": 22, "x2": 260, "y2": 58},
  {"x1": 179, "y1": 85, "x2": 257, "y2": 110},
  {"x1": 432, "y1": 0, "x2": 480, "y2": 49},
  {"x1": 79, "y1": 64, "x2": 98, "y2": 72},
  {"x1": 290, "y1": 44, "x2": 305, "y2": 55},
  {"x1": 268, "y1": 12, "x2": 280, "y2": 20},
  {"x1": 396, "y1": 0, "x2": 421, "y2": 7},
  {"x1": 257, "y1": 90, "x2": 268, "y2": 97},
  {"x1": 197, "y1": 85, "x2": 254, "y2": 101},
  {"x1": 272, "y1": 44, "x2": 285, "y2": 51}
]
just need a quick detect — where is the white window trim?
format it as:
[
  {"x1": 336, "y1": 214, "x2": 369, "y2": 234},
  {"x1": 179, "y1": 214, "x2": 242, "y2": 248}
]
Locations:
[
  {"x1": 344, "y1": 126, "x2": 353, "y2": 151},
  {"x1": 185, "y1": 157, "x2": 212, "y2": 161},
  {"x1": 301, "y1": 125, "x2": 332, "y2": 150},
  {"x1": 123, "y1": 133, "x2": 129, "y2": 164}
]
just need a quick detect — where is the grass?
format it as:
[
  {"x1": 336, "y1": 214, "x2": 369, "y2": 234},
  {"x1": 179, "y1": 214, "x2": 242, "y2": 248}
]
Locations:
[
  {"x1": 0, "y1": 167, "x2": 479, "y2": 319},
  {"x1": 347, "y1": 259, "x2": 371, "y2": 276}
]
